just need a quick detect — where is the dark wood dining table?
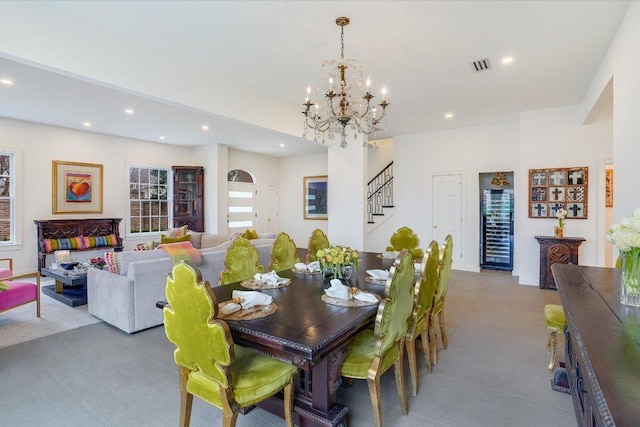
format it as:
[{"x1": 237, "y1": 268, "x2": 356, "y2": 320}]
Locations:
[{"x1": 159, "y1": 249, "x2": 398, "y2": 427}]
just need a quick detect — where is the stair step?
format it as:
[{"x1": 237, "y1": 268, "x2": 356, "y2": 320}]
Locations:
[
  {"x1": 382, "y1": 205, "x2": 395, "y2": 208},
  {"x1": 372, "y1": 213, "x2": 385, "y2": 216},
  {"x1": 367, "y1": 221, "x2": 375, "y2": 224}
]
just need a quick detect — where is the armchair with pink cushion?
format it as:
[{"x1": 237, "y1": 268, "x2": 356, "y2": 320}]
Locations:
[
  {"x1": 0, "y1": 260, "x2": 41, "y2": 317},
  {"x1": 0, "y1": 257, "x2": 13, "y2": 279}
]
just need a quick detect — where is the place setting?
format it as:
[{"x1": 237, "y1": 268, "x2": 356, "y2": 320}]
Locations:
[
  {"x1": 365, "y1": 269, "x2": 389, "y2": 285},
  {"x1": 322, "y1": 279, "x2": 381, "y2": 307},
  {"x1": 218, "y1": 290, "x2": 277, "y2": 320},
  {"x1": 376, "y1": 250, "x2": 399, "y2": 260},
  {"x1": 241, "y1": 270, "x2": 291, "y2": 290},
  {"x1": 292, "y1": 261, "x2": 321, "y2": 275}
]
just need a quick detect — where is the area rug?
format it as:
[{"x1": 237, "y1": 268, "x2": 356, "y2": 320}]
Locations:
[{"x1": 0, "y1": 277, "x2": 102, "y2": 349}]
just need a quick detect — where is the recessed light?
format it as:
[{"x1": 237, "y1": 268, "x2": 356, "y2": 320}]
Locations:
[
  {"x1": 445, "y1": 113, "x2": 453, "y2": 119},
  {"x1": 201, "y1": 125, "x2": 209, "y2": 131},
  {"x1": 83, "y1": 122, "x2": 91, "y2": 127},
  {"x1": 0, "y1": 78, "x2": 13, "y2": 86},
  {"x1": 501, "y1": 57, "x2": 514, "y2": 64},
  {"x1": 159, "y1": 136, "x2": 165, "y2": 140},
  {"x1": 125, "y1": 108, "x2": 134, "y2": 114},
  {"x1": 279, "y1": 144, "x2": 285, "y2": 148}
]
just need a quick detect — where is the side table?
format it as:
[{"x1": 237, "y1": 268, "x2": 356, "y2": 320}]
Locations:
[{"x1": 41, "y1": 267, "x2": 88, "y2": 307}]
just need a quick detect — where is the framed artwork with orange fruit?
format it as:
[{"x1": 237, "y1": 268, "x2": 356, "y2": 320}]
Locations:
[{"x1": 52, "y1": 160, "x2": 103, "y2": 214}]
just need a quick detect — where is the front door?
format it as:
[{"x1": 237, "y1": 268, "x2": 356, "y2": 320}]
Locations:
[{"x1": 227, "y1": 182, "x2": 256, "y2": 233}]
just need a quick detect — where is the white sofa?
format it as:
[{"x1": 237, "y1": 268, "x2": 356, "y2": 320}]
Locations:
[{"x1": 87, "y1": 233, "x2": 275, "y2": 333}]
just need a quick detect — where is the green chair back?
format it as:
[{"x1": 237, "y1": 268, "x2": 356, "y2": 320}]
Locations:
[
  {"x1": 269, "y1": 232, "x2": 300, "y2": 272},
  {"x1": 413, "y1": 240, "x2": 440, "y2": 325},
  {"x1": 435, "y1": 235, "x2": 453, "y2": 310},
  {"x1": 376, "y1": 250, "x2": 415, "y2": 356},
  {"x1": 164, "y1": 262, "x2": 233, "y2": 392},
  {"x1": 306, "y1": 228, "x2": 329, "y2": 263},
  {"x1": 386, "y1": 226, "x2": 424, "y2": 261},
  {"x1": 220, "y1": 237, "x2": 265, "y2": 285}
]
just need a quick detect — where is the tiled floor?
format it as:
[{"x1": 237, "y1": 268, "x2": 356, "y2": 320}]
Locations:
[{"x1": 0, "y1": 269, "x2": 576, "y2": 426}]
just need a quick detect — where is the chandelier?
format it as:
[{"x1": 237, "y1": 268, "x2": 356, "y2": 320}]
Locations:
[{"x1": 303, "y1": 17, "x2": 389, "y2": 148}]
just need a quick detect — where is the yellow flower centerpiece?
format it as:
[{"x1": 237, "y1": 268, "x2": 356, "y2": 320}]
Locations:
[
  {"x1": 606, "y1": 208, "x2": 640, "y2": 307},
  {"x1": 316, "y1": 245, "x2": 360, "y2": 280}
]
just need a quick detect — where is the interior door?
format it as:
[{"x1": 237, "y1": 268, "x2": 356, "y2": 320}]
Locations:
[
  {"x1": 227, "y1": 182, "x2": 256, "y2": 233},
  {"x1": 432, "y1": 173, "x2": 463, "y2": 266},
  {"x1": 266, "y1": 184, "x2": 279, "y2": 233}
]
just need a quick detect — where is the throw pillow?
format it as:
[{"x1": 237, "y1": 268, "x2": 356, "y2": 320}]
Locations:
[
  {"x1": 165, "y1": 225, "x2": 188, "y2": 238},
  {"x1": 104, "y1": 252, "x2": 121, "y2": 274},
  {"x1": 134, "y1": 241, "x2": 158, "y2": 251},
  {"x1": 187, "y1": 231, "x2": 203, "y2": 249},
  {"x1": 240, "y1": 229, "x2": 259, "y2": 240},
  {"x1": 160, "y1": 234, "x2": 192, "y2": 245}
]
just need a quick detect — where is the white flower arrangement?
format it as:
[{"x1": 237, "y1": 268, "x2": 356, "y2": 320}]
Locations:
[
  {"x1": 607, "y1": 209, "x2": 640, "y2": 302},
  {"x1": 555, "y1": 208, "x2": 568, "y2": 228}
]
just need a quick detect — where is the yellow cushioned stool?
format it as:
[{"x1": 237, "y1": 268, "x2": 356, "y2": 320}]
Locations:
[{"x1": 544, "y1": 304, "x2": 565, "y2": 371}]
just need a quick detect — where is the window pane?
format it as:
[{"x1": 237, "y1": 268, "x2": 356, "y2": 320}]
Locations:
[
  {"x1": 129, "y1": 165, "x2": 170, "y2": 234},
  {"x1": 229, "y1": 220, "x2": 253, "y2": 228},
  {"x1": 0, "y1": 199, "x2": 9, "y2": 220},
  {"x1": 229, "y1": 191, "x2": 253, "y2": 199},
  {"x1": 229, "y1": 206, "x2": 253, "y2": 213},
  {"x1": 0, "y1": 220, "x2": 9, "y2": 241}
]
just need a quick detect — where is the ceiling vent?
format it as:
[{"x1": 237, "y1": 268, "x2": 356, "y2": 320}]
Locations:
[{"x1": 471, "y1": 58, "x2": 492, "y2": 72}]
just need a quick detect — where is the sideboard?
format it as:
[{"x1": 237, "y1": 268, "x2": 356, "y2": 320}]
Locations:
[
  {"x1": 552, "y1": 263, "x2": 640, "y2": 426},
  {"x1": 535, "y1": 236, "x2": 585, "y2": 289}
]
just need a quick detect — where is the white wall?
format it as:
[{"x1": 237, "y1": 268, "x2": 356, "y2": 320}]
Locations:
[
  {"x1": 279, "y1": 153, "x2": 328, "y2": 249},
  {"x1": 0, "y1": 117, "x2": 198, "y2": 274}
]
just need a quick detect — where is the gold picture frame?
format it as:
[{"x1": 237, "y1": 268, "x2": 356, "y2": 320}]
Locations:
[
  {"x1": 303, "y1": 175, "x2": 328, "y2": 220},
  {"x1": 605, "y1": 169, "x2": 613, "y2": 207},
  {"x1": 52, "y1": 160, "x2": 103, "y2": 214},
  {"x1": 529, "y1": 166, "x2": 588, "y2": 219}
]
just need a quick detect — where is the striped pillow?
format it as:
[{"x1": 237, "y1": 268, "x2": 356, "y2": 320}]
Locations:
[
  {"x1": 165, "y1": 225, "x2": 188, "y2": 238},
  {"x1": 103, "y1": 252, "x2": 121, "y2": 274}
]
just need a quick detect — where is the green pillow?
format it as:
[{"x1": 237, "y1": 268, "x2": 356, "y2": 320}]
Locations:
[
  {"x1": 241, "y1": 229, "x2": 259, "y2": 240},
  {"x1": 161, "y1": 234, "x2": 192, "y2": 244}
]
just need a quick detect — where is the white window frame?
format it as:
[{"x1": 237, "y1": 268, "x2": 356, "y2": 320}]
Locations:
[
  {"x1": 127, "y1": 163, "x2": 172, "y2": 237},
  {"x1": 0, "y1": 150, "x2": 17, "y2": 246}
]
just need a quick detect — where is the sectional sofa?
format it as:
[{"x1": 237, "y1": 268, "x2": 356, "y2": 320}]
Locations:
[{"x1": 87, "y1": 232, "x2": 276, "y2": 333}]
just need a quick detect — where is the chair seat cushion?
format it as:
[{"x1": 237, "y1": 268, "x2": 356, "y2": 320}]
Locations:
[
  {"x1": 341, "y1": 329, "x2": 399, "y2": 379},
  {"x1": 544, "y1": 304, "x2": 565, "y2": 329},
  {"x1": 187, "y1": 346, "x2": 297, "y2": 409},
  {"x1": 0, "y1": 281, "x2": 37, "y2": 311}
]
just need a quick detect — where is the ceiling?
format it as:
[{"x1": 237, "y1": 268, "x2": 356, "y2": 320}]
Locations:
[{"x1": 0, "y1": 1, "x2": 630, "y2": 157}]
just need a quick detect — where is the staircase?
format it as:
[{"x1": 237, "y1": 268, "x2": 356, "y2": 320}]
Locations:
[{"x1": 367, "y1": 161, "x2": 394, "y2": 225}]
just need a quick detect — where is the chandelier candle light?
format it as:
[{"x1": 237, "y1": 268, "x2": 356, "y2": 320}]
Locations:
[{"x1": 303, "y1": 17, "x2": 389, "y2": 148}]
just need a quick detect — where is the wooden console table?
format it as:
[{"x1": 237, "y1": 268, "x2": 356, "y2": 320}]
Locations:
[
  {"x1": 552, "y1": 264, "x2": 640, "y2": 426},
  {"x1": 535, "y1": 236, "x2": 585, "y2": 289}
]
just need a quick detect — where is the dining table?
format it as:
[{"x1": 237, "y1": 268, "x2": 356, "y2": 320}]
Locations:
[{"x1": 159, "y1": 249, "x2": 401, "y2": 427}]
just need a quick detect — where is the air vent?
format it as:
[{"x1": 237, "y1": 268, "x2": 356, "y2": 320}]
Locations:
[{"x1": 471, "y1": 58, "x2": 492, "y2": 72}]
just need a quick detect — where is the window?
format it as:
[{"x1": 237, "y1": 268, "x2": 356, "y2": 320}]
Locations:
[
  {"x1": 129, "y1": 165, "x2": 169, "y2": 234},
  {"x1": 0, "y1": 152, "x2": 14, "y2": 243},
  {"x1": 227, "y1": 169, "x2": 256, "y2": 232}
]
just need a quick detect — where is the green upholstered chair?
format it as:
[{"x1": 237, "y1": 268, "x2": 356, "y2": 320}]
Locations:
[
  {"x1": 430, "y1": 234, "x2": 453, "y2": 366},
  {"x1": 405, "y1": 240, "x2": 440, "y2": 396},
  {"x1": 219, "y1": 237, "x2": 265, "y2": 286},
  {"x1": 306, "y1": 228, "x2": 329, "y2": 263},
  {"x1": 341, "y1": 250, "x2": 415, "y2": 427},
  {"x1": 544, "y1": 304, "x2": 566, "y2": 371},
  {"x1": 386, "y1": 226, "x2": 424, "y2": 261},
  {"x1": 269, "y1": 232, "x2": 301, "y2": 272},
  {"x1": 163, "y1": 261, "x2": 297, "y2": 427}
]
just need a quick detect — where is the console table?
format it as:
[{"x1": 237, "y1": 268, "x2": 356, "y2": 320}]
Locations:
[
  {"x1": 535, "y1": 236, "x2": 585, "y2": 289},
  {"x1": 552, "y1": 264, "x2": 640, "y2": 426}
]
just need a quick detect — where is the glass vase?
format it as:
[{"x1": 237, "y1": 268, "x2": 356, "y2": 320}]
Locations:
[
  {"x1": 554, "y1": 226, "x2": 564, "y2": 238},
  {"x1": 620, "y1": 251, "x2": 640, "y2": 307},
  {"x1": 341, "y1": 265, "x2": 353, "y2": 281}
]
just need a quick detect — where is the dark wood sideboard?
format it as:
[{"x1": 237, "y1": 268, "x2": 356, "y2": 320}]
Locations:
[
  {"x1": 535, "y1": 236, "x2": 585, "y2": 289},
  {"x1": 552, "y1": 264, "x2": 640, "y2": 427}
]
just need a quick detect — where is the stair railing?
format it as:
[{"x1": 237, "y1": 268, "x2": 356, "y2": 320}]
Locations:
[{"x1": 367, "y1": 162, "x2": 394, "y2": 223}]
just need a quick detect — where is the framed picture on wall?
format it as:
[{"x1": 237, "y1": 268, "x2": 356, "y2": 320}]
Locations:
[
  {"x1": 303, "y1": 175, "x2": 328, "y2": 220},
  {"x1": 528, "y1": 166, "x2": 588, "y2": 219},
  {"x1": 52, "y1": 160, "x2": 103, "y2": 214},
  {"x1": 605, "y1": 169, "x2": 613, "y2": 207}
]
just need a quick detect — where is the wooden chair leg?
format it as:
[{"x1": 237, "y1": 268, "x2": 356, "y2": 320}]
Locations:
[
  {"x1": 394, "y1": 341, "x2": 408, "y2": 415},
  {"x1": 547, "y1": 327, "x2": 558, "y2": 371},
  {"x1": 36, "y1": 273, "x2": 41, "y2": 318},
  {"x1": 429, "y1": 317, "x2": 438, "y2": 366},
  {"x1": 283, "y1": 380, "x2": 294, "y2": 427},
  {"x1": 438, "y1": 309, "x2": 448, "y2": 349},
  {"x1": 406, "y1": 338, "x2": 419, "y2": 397},
  {"x1": 367, "y1": 376, "x2": 383, "y2": 427},
  {"x1": 178, "y1": 367, "x2": 193, "y2": 427},
  {"x1": 420, "y1": 329, "x2": 432, "y2": 374}
]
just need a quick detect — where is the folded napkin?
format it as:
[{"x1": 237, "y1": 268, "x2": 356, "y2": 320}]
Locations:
[
  {"x1": 231, "y1": 290, "x2": 273, "y2": 309},
  {"x1": 294, "y1": 261, "x2": 321, "y2": 272},
  {"x1": 253, "y1": 270, "x2": 282, "y2": 287},
  {"x1": 383, "y1": 251, "x2": 399, "y2": 259},
  {"x1": 366, "y1": 269, "x2": 389, "y2": 281},
  {"x1": 324, "y1": 279, "x2": 379, "y2": 303}
]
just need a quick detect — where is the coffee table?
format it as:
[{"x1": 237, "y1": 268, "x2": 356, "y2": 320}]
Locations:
[{"x1": 41, "y1": 267, "x2": 88, "y2": 307}]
